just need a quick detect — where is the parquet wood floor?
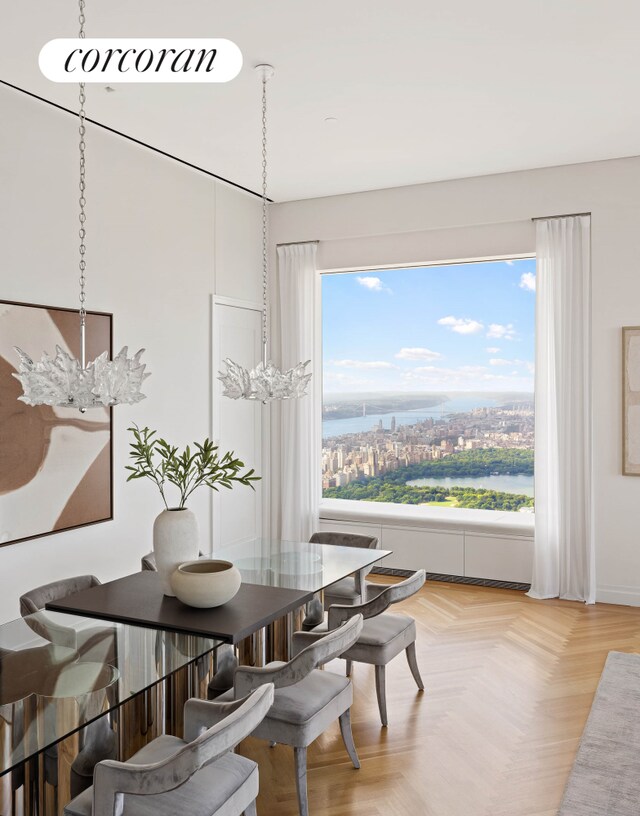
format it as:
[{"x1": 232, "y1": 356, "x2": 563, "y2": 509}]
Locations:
[{"x1": 238, "y1": 579, "x2": 640, "y2": 816}]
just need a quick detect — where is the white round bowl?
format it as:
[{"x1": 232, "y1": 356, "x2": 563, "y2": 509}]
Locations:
[{"x1": 170, "y1": 560, "x2": 242, "y2": 608}]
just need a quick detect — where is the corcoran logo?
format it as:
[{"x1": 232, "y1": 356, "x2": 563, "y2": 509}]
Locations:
[{"x1": 39, "y1": 38, "x2": 242, "y2": 83}]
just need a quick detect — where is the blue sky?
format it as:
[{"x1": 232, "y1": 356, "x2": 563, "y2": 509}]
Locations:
[{"x1": 322, "y1": 258, "x2": 536, "y2": 394}]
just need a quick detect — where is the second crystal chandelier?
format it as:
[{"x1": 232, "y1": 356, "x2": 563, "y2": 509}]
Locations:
[{"x1": 218, "y1": 65, "x2": 311, "y2": 402}]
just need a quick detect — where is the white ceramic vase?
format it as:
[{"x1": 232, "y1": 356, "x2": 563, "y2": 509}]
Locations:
[{"x1": 153, "y1": 508, "x2": 199, "y2": 595}]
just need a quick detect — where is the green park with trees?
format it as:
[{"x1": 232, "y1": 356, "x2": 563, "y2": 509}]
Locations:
[{"x1": 323, "y1": 448, "x2": 534, "y2": 511}]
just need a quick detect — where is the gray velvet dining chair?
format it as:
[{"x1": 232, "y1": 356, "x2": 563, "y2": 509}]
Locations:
[
  {"x1": 20, "y1": 575, "x2": 102, "y2": 616},
  {"x1": 63, "y1": 683, "x2": 275, "y2": 816},
  {"x1": 293, "y1": 570, "x2": 426, "y2": 728},
  {"x1": 217, "y1": 613, "x2": 364, "y2": 816},
  {"x1": 309, "y1": 531, "x2": 379, "y2": 609},
  {"x1": 19, "y1": 575, "x2": 119, "y2": 799},
  {"x1": 19, "y1": 575, "x2": 117, "y2": 664},
  {"x1": 301, "y1": 531, "x2": 378, "y2": 631}
]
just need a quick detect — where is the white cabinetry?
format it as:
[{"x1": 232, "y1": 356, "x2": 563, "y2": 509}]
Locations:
[
  {"x1": 318, "y1": 508, "x2": 533, "y2": 584},
  {"x1": 464, "y1": 533, "x2": 533, "y2": 583},
  {"x1": 381, "y1": 526, "x2": 464, "y2": 575}
]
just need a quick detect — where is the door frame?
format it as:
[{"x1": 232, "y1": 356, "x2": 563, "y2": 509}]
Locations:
[{"x1": 210, "y1": 295, "x2": 266, "y2": 550}]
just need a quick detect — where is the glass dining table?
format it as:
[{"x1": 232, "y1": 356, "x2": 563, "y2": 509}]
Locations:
[
  {"x1": 0, "y1": 609, "x2": 219, "y2": 816},
  {"x1": 212, "y1": 537, "x2": 390, "y2": 592},
  {"x1": 1, "y1": 538, "x2": 390, "y2": 815},
  {"x1": 210, "y1": 537, "x2": 391, "y2": 666}
]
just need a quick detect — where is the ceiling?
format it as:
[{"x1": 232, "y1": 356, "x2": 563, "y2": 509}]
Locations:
[{"x1": 3, "y1": 0, "x2": 640, "y2": 201}]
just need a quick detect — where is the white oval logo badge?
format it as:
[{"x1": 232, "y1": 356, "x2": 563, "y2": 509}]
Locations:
[{"x1": 39, "y1": 38, "x2": 242, "y2": 83}]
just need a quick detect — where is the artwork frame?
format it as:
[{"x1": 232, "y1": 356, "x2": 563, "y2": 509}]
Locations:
[
  {"x1": 0, "y1": 299, "x2": 113, "y2": 547},
  {"x1": 622, "y1": 326, "x2": 640, "y2": 476}
]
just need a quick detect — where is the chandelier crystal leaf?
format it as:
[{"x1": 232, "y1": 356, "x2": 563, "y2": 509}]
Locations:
[
  {"x1": 13, "y1": 0, "x2": 150, "y2": 411},
  {"x1": 218, "y1": 64, "x2": 311, "y2": 403}
]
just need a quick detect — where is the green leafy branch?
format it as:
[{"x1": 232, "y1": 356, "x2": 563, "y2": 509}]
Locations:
[{"x1": 126, "y1": 424, "x2": 260, "y2": 510}]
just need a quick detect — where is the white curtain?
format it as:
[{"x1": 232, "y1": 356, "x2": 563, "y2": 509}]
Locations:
[
  {"x1": 269, "y1": 242, "x2": 321, "y2": 542},
  {"x1": 528, "y1": 215, "x2": 595, "y2": 603}
]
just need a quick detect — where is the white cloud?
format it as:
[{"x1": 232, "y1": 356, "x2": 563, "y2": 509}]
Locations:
[
  {"x1": 505, "y1": 260, "x2": 515, "y2": 266},
  {"x1": 395, "y1": 347, "x2": 442, "y2": 361},
  {"x1": 401, "y1": 364, "x2": 532, "y2": 391},
  {"x1": 438, "y1": 316, "x2": 484, "y2": 335},
  {"x1": 489, "y1": 358, "x2": 511, "y2": 366},
  {"x1": 357, "y1": 276, "x2": 391, "y2": 294},
  {"x1": 485, "y1": 347, "x2": 500, "y2": 354},
  {"x1": 332, "y1": 359, "x2": 394, "y2": 370},
  {"x1": 487, "y1": 323, "x2": 517, "y2": 340},
  {"x1": 520, "y1": 272, "x2": 536, "y2": 291}
]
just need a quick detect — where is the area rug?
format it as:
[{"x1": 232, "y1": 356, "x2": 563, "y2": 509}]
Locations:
[{"x1": 558, "y1": 651, "x2": 640, "y2": 815}]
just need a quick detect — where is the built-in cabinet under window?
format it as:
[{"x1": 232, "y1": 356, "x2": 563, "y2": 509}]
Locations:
[{"x1": 318, "y1": 511, "x2": 534, "y2": 585}]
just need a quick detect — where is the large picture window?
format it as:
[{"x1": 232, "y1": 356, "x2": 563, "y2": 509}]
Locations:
[{"x1": 321, "y1": 259, "x2": 535, "y2": 513}]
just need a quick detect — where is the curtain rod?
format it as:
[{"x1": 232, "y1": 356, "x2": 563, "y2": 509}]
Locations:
[
  {"x1": 531, "y1": 212, "x2": 591, "y2": 222},
  {"x1": 276, "y1": 240, "x2": 320, "y2": 247}
]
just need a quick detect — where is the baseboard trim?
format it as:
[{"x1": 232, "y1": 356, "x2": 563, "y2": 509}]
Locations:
[
  {"x1": 370, "y1": 566, "x2": 530, "y2": 592},
  {"x1": 596, "y1": 585, "x2": 640, "y2": 607}
]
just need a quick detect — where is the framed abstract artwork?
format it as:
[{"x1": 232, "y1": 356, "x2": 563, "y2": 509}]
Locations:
[
  {"x1": 0, "y1": 300, "x2": 113, "y2": 546},
  {"x1": 623, "y1": 326, "x2": 640, "y2": 476}
]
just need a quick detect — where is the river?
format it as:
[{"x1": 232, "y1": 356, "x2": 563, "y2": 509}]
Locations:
[{"x1": 322, "y1": 395, "x2": 499, "y2": 439}]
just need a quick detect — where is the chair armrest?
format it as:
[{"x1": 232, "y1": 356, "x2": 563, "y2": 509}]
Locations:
[
  {"x1": 183, "y1": 695, "x2": 253, "y2": 742},
  {"x1": 328, "y1": 592, "x2": 392, "y2": 629},
  {"x1": 235, "y1": 615, "x2": 363, "y2": 697},
  {"x1": 93, "y1": 684, "x2": 274, "y2": 816},
  {"x1": 23, "y1": 612, "x2": 78, "y2": 651},
  {"x1": 329, "y1": 571, "x2": 426, "y2": 629},
  {"x1": 364, "y1": 581, "x2": 387, "y2": 601},
  {"x1": 290, "y1": 630, "x2": 326, "y2": 658},
  {"x1": 234, "y1": 661, "x2": 301, "y2": 698}
]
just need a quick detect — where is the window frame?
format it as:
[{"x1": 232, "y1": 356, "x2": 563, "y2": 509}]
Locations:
[{"x1": 317, "y1": 253, "x2": 536, "y2": 526}]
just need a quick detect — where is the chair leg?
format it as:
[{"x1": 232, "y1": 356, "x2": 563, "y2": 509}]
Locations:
[
  {"x1": 345, "y1": 658, "x2": 353, "y2": 676},
  {"x1": 339, "y1": 709, "x2": 361, "y2": 769},
  {"x1": 294, "y1": 746, "x2": 309, "y2": 816},
  {"x1": 405, "y1": 641, "x2": 424, "y2": 691},
  {"x1": 375, "y1": 664, "x2": 388, "y2": 727},
  {"x1": 244, "y1": 801, "x2": 257, "y2": 816}
]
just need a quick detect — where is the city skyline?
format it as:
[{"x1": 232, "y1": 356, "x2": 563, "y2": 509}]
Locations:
[{"x1": 322, "y1": 258, "x2": 536, "y2": 394}]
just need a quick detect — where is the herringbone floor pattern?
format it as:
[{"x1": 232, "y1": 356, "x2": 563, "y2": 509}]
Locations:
[{"x1": 239, "y1": 579, "x2": 640, "y2": 816}]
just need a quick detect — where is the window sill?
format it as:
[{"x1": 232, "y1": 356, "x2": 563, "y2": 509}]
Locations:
[{"x1": 319, "y1": 498, "x2": 534, "y2": 538}]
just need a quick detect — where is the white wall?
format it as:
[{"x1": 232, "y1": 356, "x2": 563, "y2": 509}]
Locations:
[
  {"x1": 271, "y1": 156, "x2": 640, "y2": 606},
  {"x1": 0, "y1": 85, "x2": 263, "y2": 623}
]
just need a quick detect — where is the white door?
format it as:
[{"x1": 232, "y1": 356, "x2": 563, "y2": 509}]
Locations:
[{"x1": 212, "y1": 302, "x2": 263, "y2": 548}]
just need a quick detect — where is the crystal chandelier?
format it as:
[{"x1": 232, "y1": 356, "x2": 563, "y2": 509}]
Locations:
[
  {"x1": 13, "y1": 0, "x2": 149, "y2": 412},
  {"x1": 218, "y1": 65, "x2": 311, "y2": 402}
]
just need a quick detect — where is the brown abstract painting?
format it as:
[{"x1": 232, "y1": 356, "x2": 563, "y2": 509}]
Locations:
[{"x1": 0, "y1": 300, "x2": 112, "y2": 546}]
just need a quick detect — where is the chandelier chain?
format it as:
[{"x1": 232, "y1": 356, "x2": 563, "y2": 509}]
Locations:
[
  {"x1": 217, "y1": 64, "x2": 312, "y2": 402},
  {"x1": 261, "y1": 72, "x2": 268, "y2": 353},
  {"x1": 11, "y1": 0, "x2": 150, "y2": 410},
  {"x1": 78, "y1": 0, "x2": 87, "y2": 324}
]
